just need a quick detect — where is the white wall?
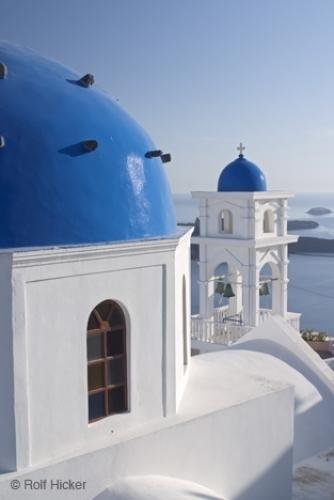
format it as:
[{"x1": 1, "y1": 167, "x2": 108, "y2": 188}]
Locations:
[
  {"x1": 174, "y1": 230, "x2": 192, "y2": 406},
  {"x1": 192, "y1": 191, "x2": 291, "y2": 241},
  {"x1": 192, "y1": 317, "x2": 334, "y2": 465},
  {"x1": 26, "y1": 266, "x2": 165, "y2": 465},
  {"x1": 0, "y1": 370, "x2": 294, "y2": 500},
  {"x1": 233, "y1": 316, "x2": 334, "y2": 463},
  {"x1": 0, "y1": 253, "x2": 16, "y2": 472},
  {"x1": 2, "y1": 232, "x2": 191, "y2": 470}
]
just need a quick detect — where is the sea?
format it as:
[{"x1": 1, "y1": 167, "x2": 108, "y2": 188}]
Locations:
[{"x1": 173, "y1": 193, "x2": 334, "y2": 335}]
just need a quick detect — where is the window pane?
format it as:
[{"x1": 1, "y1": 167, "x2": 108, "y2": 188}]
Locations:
[
  {"x1": 107, "y1": 329, "x2": 124, "y2": 356},
  {"x1": 108, "y1": 386, "x2": 126, "y2": 414},
  {"x1": 88, "y1": 363, "x2": 105, "y2": 390},
  {"x1": 87, "y1": 312, "x2": 99, "y2": 331},
  {"x1": 110, "y1": 307, "x2": 123, "y2": 326},
  {"x1": 87, "y1": 333, "x2": 103, "y2": 361},
  {"x1": 96, "y1": 300, "x2": 112, "y2": 321},
  {"x1": 89, "y1": 392, "x2": 105, "y2": 421},
  {"x1": 107, "y1": 357, "x2": 124, "y2": 386}
]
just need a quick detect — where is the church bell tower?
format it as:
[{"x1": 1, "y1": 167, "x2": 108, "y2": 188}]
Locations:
[{"x1": 192, "y1": 144, "x2": 299, "y2": 328}]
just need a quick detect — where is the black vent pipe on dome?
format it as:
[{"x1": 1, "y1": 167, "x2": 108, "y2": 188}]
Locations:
[
  {"x1": 161, "y1": 153, "x2": 171, "y2": 163},
  {"x1": 0, "y1": 63, "x2": 7, "y2": 79},
  {"x1": 145, "y1": 150, "x2": 172, "y2": 163},
  {"x1": 145, "y1": 150, "x2": 163, "y2": 158},
  {"x1": 83, "y1": 139, "x2": 98, "y2": 152},
  {"x1": 78, "y1": 73, "x2": 95, "y2": 87}
]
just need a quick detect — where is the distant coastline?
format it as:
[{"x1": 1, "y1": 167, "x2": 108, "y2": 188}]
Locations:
[
  {"x1": 306, "y1": 207, "x2": 332, "y2": 216},
  {"x1": 177, "y1": 220, "x2": 334, "y2": 258},
  {"x1": 289, "y1": 237, "x2": 334, "y2": 254},
  {"x1": 287, "y1": 220, "x2": 319, "y2": 230},
  {"x1": 188, "y1": 236, "x2": 334, "y2": 260}
]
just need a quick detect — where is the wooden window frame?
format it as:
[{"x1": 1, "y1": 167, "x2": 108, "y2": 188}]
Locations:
[{"x1": 87, "y1": 300, "x2": 128, "y2": 423}]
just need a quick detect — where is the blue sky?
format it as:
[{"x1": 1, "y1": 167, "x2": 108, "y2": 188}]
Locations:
[{"x1": 2, "y1": 0, "x2": 334, "y2": 192}]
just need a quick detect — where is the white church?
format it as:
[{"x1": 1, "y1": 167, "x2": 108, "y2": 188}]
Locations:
[
  {"x1": 0, "y1": 42, "x2": 333, "y2": 500},
  {"x1": 191, "y1": 141, "x2": 300, "y2": 339}
]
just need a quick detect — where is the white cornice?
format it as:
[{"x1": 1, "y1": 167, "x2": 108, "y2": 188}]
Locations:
[
  {"x1": 192, "y1": 235, "x2": 299, "y2": 248},
  {"x1": 191, "y1": 191, "x2": 294, "y2": 200},
  {"x1": 11, "y1": 233, "x2": 190, "y2": 268}
]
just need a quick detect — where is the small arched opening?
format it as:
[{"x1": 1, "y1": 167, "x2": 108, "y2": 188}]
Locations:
[
  {"x1": 263, "y1": 209, "x2": 274, "y2": 234},
  {"x1": 219, "y1": 209, "x2": 233, "y2": 234},
  {"x1": 259, "y1": 261, "x2": 281, "y2": 322},
  {"x1": 259, "y1": 263, "x2": 273, "y2": 311},
  {"x1": 214, "y1": 262, "x2": 243, "y2": 323}
]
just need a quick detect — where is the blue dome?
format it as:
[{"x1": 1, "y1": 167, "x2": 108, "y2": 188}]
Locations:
[
  {"x1": 0, "y1": 43, "x2": 176, "y2": 249},
  {"x1": 217, "y1": 154, "x2": 267, "y2": 192}
]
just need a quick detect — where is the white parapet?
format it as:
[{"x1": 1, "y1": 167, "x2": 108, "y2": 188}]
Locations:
[{"x1": 191, "y1": 309, "x2": 301, "y2": 347}]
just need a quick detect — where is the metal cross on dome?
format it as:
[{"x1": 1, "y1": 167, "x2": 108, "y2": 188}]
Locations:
[{"x1": 237, "y1": 142, "x2": 245, "y2": 155}]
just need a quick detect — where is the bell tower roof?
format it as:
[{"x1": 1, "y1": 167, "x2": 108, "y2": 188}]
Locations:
[{"x1": 217, "y1": 145, "x2": 267, "y2": 192}]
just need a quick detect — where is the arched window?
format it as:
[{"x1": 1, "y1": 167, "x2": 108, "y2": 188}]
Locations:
[
  {"x1": 220, "y1": 209, "x2": 233, "y2": 234},
  {"x1": 263, "y1": 209, "x2": 274, "y2": 233},
  {"x1": 87, "y1": 300, "x2": 128, "y2": 422}
]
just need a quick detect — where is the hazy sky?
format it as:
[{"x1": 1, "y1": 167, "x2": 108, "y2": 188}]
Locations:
[{"x1": 2, "y1": 0, "x2": 334, "y2": 193}]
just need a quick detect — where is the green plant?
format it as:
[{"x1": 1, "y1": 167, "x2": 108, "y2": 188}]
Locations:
[{"x1": 301, "y1": 329, "x2": 328, "y2": 342}]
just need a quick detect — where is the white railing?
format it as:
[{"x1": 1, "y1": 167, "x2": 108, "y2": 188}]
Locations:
[
  {"x1": 191, "y1": 308, "x2": 301, "y2": 345},
  {"x1": 191, "y1": 315, "x2": 251, "y2": 345},
  {"x1": 258, "y1": 308, "x2": 272, "y2": 324},
  {"x1": 259, "y1": 308, "x2": 301, "y2": 331},
  {"x1": 213, "y1": 305, "x2": 229, "y2": 322},
  {"x1": 286, "y1": 311, "x2": 301, "y2": 331}
]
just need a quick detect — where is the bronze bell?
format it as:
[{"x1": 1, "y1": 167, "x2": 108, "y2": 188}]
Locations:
[
  {"x1": 223, "y1": 283, "x2": 235, "y2": 298},
  {"x1": 259, "y1": 282, "x2": 270, "y2": 296}
]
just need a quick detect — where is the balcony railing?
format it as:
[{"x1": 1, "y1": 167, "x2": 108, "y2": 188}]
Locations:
[
  {"x1": 191, "y1": 315, "x2": 251, "y2": 345},
  {"x1": 191, "y1": 307, "x2": 301, "y2": 345},
  {"x1": 259, "y1": 308, "x2": 301, "y2": 331}
]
